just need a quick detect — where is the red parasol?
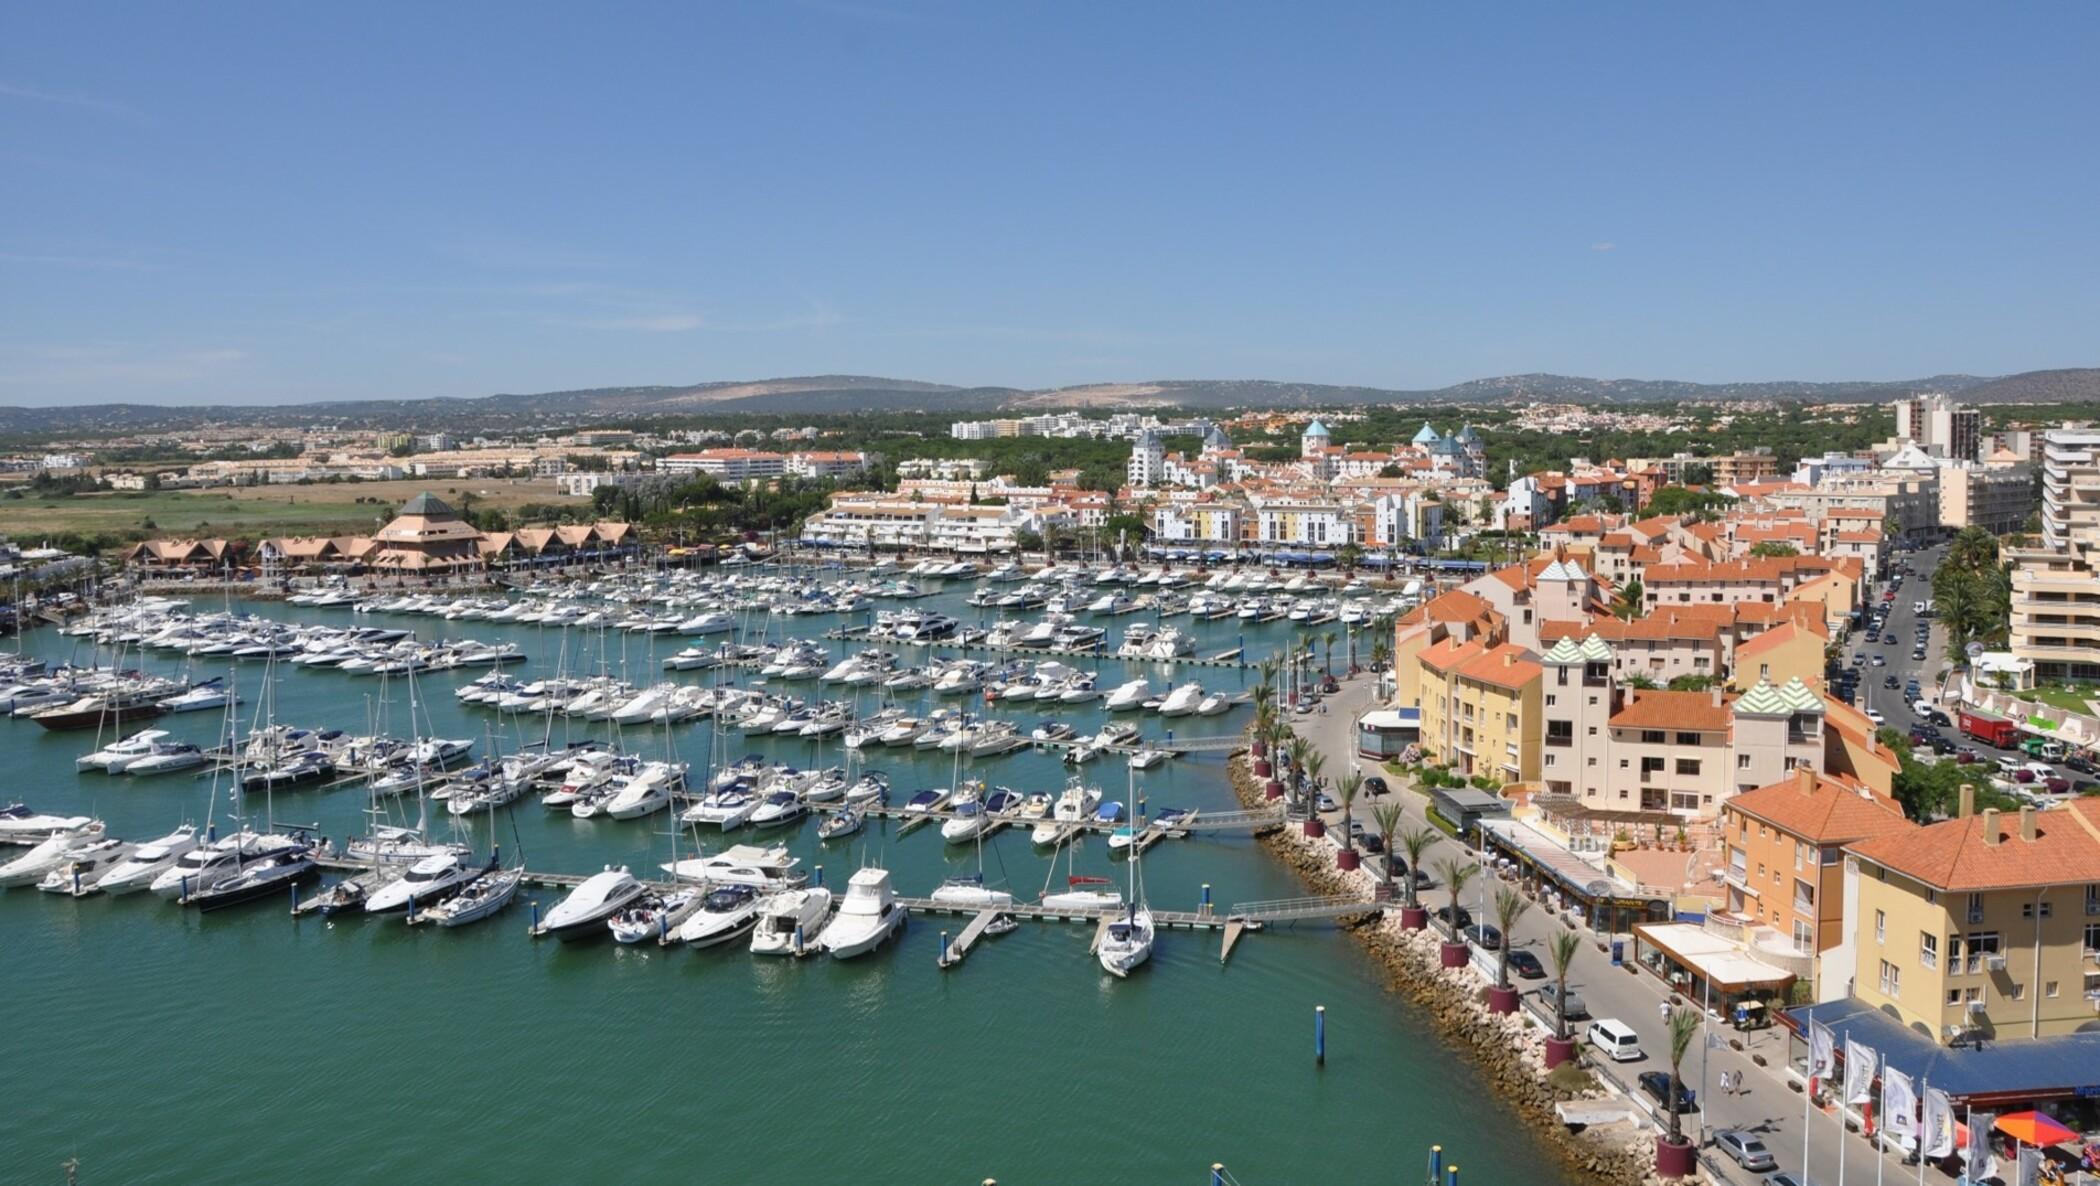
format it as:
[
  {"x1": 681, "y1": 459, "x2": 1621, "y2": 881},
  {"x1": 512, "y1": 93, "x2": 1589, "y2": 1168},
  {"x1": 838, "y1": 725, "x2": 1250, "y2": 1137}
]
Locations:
[{"x1": 1996, "y1": 1112, "x2": 2077, "y2": 1147}]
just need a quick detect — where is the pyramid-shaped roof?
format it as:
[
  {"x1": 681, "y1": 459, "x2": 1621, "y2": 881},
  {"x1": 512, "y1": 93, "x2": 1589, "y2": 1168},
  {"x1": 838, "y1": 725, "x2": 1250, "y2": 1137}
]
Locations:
[
  {"x1": 1539, "y1": 559, "x2": 1590, "y2": 583},
  {"x1": 1456, "y1": 424, "x2": 1483, "y2": 444},
  {"x1": 1411, "y1": 423, "x2": 1443, "y2": 445},
  {"x1": 1304, "y1": 419, "x2": 1331, "y2": 437},
  {"x1": 397, "y1": 492, "x2": 457, "y2": 517},
  {"x1": 1542, "y1": 637, "x2": 1586, "y2": 665}
]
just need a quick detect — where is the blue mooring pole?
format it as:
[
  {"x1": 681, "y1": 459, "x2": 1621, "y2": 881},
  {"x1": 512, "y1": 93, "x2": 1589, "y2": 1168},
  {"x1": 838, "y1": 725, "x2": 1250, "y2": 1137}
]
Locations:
[
  {"x1": 529, "y1": 898, "x2": 541, "y2": 933},
  {"x1": 289, "y1": 883, "x2": 299, "y2": 914},
  {"x1": 813, "y1": 864, "x2": 823, "y2": 888},
  {"x1": 1316, "y1": 1005, "x2": 1326, "y2": 1066},
  {"x1": 1212, "y1": 1165, "x2": 1226, "y2": 1186},
  {"x1": 1201, "y1": 883, "x2": 1212, "y2": 915},
  {"x1": 1447, "y1": 1165, "x2": 1459, "y2": 1186},
  {"x1": 1429, "y1": 1145, "x2": 1442, "y2": 1186}
]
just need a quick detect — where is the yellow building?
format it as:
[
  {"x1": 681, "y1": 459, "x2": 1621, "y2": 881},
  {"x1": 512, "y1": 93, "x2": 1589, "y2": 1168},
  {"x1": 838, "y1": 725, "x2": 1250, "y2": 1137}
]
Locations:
[
  {"x1": 1390, "y1": 589, "x2": 1503, "y2": 711},
  {"x1": 1727, "y1": 621, "x2": 1826, "y2": 693},
  {"x1": 1416, "y1": 637, "x2": 1542, "y2": 784},
  {"x1": 1845, "y1": 792, "x2": 2100, "y2": 1044}
]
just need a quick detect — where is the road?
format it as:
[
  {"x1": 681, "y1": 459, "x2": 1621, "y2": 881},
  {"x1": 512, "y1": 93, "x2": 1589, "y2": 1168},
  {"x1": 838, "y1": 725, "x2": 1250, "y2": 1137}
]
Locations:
[{"x1": 1301, "y1": 673, "x2": 1956, "y2": 1186}]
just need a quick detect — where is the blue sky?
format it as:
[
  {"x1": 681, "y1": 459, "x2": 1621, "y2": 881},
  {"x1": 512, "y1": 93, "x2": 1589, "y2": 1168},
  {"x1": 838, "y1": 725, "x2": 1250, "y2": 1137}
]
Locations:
[{"x1": 4, "y1": 3, "x2": 2097, "y2": 405}]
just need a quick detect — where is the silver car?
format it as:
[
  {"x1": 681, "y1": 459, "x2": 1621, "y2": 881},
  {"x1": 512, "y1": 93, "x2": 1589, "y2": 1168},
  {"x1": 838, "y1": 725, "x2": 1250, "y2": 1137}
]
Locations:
[{"x1": 1717, "y1": 1131, "x2": 1777, "y2": 1173}]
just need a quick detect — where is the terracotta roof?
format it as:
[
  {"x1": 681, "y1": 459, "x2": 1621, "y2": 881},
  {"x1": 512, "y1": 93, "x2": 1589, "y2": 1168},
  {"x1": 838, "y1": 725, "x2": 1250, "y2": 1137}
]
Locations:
[
  {"x1": 1609, "y1": 689, "x2": 1734, "y2": 732},
  {"x1": 1419, "y1": 636, "x2": 1487, "y2": 674},
  {"x1": 1452, "y1": 643, "x2": 1542, "y2": 690},
  {"x1": 1736, "y1": 620, "x2": 1809, "y2": 659},
  {"x1": 1420, "y1": 589, "x2": 1497, "y2": 624},
  {"x1": 1728, "y1": 768, "x2": 1912, "y2": 844},
  {"x1": 1847, "y1": 800, "x2": 2100, "y2": 892}
]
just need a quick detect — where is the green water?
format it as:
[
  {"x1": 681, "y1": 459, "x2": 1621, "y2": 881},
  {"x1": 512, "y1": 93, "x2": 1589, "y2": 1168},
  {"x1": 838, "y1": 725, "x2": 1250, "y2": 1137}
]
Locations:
[{"x1": 2, "y1": 585, "x2": 1572, "y2": 1185}]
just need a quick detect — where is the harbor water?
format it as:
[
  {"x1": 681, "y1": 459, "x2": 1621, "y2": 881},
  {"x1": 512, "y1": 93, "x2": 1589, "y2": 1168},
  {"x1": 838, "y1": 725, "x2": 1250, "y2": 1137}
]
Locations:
[{"x1": 2, "y1": 579, "x2": 1577, "y2": 1184}]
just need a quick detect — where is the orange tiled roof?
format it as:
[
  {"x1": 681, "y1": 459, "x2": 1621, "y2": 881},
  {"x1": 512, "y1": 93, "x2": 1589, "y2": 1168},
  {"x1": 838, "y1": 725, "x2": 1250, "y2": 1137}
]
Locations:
[
  {"x1": 1452, "y1": 643, "x2": 1542, "y2": 690},
  {"x1": 1419, "y1": 636, "x2": 1487, "y2": 674},
  {"x1": 1728, "y1": 769, "x2": 1911, "y2": 844},
  {"x1": 1847, "y1": 800, "x2": 2100, "y2": 892},
  {"x1": 1609, "y1": 689, "x2": 1734, "y2": 732}
]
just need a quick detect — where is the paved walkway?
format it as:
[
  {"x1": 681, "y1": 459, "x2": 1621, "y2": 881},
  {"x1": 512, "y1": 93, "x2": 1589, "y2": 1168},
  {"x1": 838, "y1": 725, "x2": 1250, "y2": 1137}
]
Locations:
[{"x1": 1296, "y1": 672, "x2": 1957, "y2": 1186}]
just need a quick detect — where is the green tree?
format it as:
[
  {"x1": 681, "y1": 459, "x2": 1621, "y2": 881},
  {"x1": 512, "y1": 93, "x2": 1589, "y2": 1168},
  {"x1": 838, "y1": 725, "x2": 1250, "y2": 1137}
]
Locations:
[
  {"x1": 1748, "y1": 540, "x2": 1799, "y2": 558},
  {"x1": 1491, "y1": 885, "x2": 1531, "y2": 990},
  {"x1": 1336, "y1": 770, "x2": 1363, "y2": 855},
  {"x1": 1666, "y1": 674, "x2": 1716, "y2": 692},
  {"x1": 1434, "y1": 856, "x2": 1477, "y2": 927},
  {"x1": 1547, "y1": 930, "x2": 1583, "y2": 1041},
  {"x1": 1664, "y1": 1007, "x2": 1702, "y2": 1145},
  {"x1": 1934, "y1": 527, "x2": 2010, "y2": 660},
  {"x1": 1397, "y1": 825, "x2": 1437, "y2": 909},
  {"x1": 1612, "y1": 580, "x2": 1644, "y2": 621},
  {"x1": 1372, "y1": 802, "x2": 1405, "y2": 896}
]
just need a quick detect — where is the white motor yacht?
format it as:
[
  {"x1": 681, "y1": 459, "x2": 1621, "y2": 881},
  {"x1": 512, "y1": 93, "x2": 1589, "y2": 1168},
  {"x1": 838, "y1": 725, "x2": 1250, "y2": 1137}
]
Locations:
[
  {"x1": 1104, "y1": 679, "x2": 1152, "y2": 711},
  {"x1": 673, "y1": 884, "x2": 766, "y2": 947},
  {"x1": 1032, "y1": 780, "x2": 1102, "y2": 845},
  {"x1": 121, "y1": 740, "x2": 208, "y2": 775},
  {"x1": 76, "y1": 729, "x2": 172, "y2": 772},
  {"x1": 661, "y1": 843, "x2": 802, "y2": 889},
  {"x1": 35, "y1": 838, "x2": 136, "y2": 896},
  {"x1": 681, "y1": 788, "x2": 761, "y2": 829},
  {"x1": 928, "y1": 872, "x2": 1013, "y2": 910},
  {"x1": 94, "y1": 825, "x2": 201, "y2": 895},
  {"x1": 1157, "y1": 682, "x2": 1205, "y2": 717},
  {"x1": 601, "y1": 762, "x2": 685, "y2": 820},
  {"x1": 537, "y1": 866, "x2": 646, "y2": 939},
  {"x1": 819, "y1": 867, "x2": 905, "y2": 958},
  {"x1": 747, "y1": 790, "x2": 807, "y2": 829},
  {"x1": 364, "y1": 852, "x2": 486, "y2": 914},
  {"x1": 0, "y1": 824, "x2": 108, "y2": 887},
  {"x1": 0, "y1": 804, "x2": 93, "y2": 843},
  {"x1": 749, "y1": 886, "x2": 834, "y2": 956}
]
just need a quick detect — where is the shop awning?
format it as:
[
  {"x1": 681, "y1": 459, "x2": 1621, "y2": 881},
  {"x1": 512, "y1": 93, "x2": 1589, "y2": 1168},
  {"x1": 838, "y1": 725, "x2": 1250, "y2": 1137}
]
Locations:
[
  {"x1": 1479, "y1": 818, "x2": 1645, "y2": 903},
  {"x1": 1633, "y1": 922, "x2": 1797, "y2": 993},
  {"x1": 1782, "y1": 997, "x2": 2100, "y2": 1104}
]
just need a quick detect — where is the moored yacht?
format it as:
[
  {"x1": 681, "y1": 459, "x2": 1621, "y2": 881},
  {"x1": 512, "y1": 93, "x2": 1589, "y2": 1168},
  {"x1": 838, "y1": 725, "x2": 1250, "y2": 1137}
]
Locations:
[
  {"x1": 819, "y1": 867, "x2": 905, "y2": 958},
  {"x1": 749, "y1": 886, "x2": 834, "y2": 956},
  {"x1": 94, "y1": 825, "x2": 201, "y2": 895},
  {"x1": 536, "y1": 866, "x2": 647, "y2": 939}
]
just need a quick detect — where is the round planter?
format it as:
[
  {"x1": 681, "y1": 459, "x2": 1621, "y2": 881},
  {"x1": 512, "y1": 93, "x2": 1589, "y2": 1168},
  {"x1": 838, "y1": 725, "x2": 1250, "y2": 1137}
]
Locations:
[
  {"x1": 1487, "y1": 985, "x2": 1518, "y2": 1014},
  {"x1": 1400, "y1": 906, "x2": 1428, "y2": 930},
  {"x1": 1265, "y1": 780, "x2": 1283, "y2": 800},
  {"x1": 1543, "y1": 1036, "x2": 1576, "y2": 1068},
  {"x1": 1654, "y1": 1138, "x2": 1696, "y2": 1178},
  {"x1": 1336, "y1": 848, "x2": 1361, "y2": 871},
  {"x1": 1253, "y1": 758, "x2": 1271, "y2": 778},
  {"x1": 1303, "y1": 818, "x2": 1326, "y2": 839},
  {"x1": 1439, "y1": 940, "x2": 1469, "y2": 968},
  {"x1": 1250, "y1": 738, "x2": 1267, "y2": 759}
]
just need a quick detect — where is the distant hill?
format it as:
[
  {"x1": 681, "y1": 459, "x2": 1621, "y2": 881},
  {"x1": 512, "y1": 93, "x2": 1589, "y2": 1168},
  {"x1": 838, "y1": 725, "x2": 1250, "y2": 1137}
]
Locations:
[{"x1": 0, "y1": 368, "x2": 2088, "y2": 435}]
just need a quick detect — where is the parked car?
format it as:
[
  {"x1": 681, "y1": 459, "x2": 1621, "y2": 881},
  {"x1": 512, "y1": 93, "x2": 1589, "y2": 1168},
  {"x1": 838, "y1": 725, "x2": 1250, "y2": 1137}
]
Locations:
[
  {"x1": 1865, "y1": 709, "x2": 1885, "y2": 725},
  {"x1": 1955, "y1": 748, "x2": 1979, "y2": 765},
  {"x1": 1586, "y1": 1019, "x2": 1643, "y2": 1061},
  {"x1": 1716, "y1": 1131, "x2": 1778, "y2": 1173},
  {"x1": 1363, "y1": 775, "x2": 1390, "y2": 795},
  {"x1": 1504, "y1": 949, "x2": 1546, "y2": 979},
  {"x1": 1532, "y1": 983, "x2": 1587, "y2": 1018},
  {"x1": 1883, "y1": 675, "x2": 1899, "y2": 690},
  {"x1": 1357, "y1": 833, "x2": 1385, "y2": 855},
  {"x1": 1637, "y1": 1071, "x2": 1697, "y2": 1113},
  {"x1": 1764, "y1": 1174, "x2": 1822, "y2": 1186},
  {"x1": 1315, "y1": 793, "x2": 1337, "y2": 812},
  {"x1": 1463, "y1": 923, "x2": 1503, "y2": 951},
  {"x1": 1435, "y1": 905, "x2": 1473, "y2": 931}
]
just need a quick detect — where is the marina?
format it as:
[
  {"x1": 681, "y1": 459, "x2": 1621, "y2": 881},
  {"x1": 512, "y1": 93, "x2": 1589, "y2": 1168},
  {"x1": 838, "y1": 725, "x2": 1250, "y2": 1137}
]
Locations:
[{"x1": 0, "y1": 562, "x2": 1563, "y2": 1186}]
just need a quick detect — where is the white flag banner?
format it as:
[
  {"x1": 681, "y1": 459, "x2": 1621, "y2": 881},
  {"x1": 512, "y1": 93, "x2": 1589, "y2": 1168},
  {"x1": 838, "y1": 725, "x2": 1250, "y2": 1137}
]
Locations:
[
  {"x1": 1810, "y1": 1018, "x2": 1838, "y2": 1082},
  {"x1": 2016, "y1": 1145, "x2": 2041, "y2": 1186},
  {"x1": 1883, "y1": 1067, "x2": 1918, "y2": 1150},
  {"x1": 1965, "y1": 1113, "x2": 1996, "y2": 1181},
  {"x1": 1922, "y1": 1087, "x2": 1956, "y2": 1159},
  {"x1": 1844, "y1": 1037, "x2": 1878, "y2": 1106}
]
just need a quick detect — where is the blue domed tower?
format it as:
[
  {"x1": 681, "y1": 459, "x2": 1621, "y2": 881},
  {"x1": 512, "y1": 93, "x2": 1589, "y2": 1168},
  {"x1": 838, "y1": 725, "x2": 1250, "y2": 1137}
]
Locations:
[{"x1": 1301, "y1": 419, "x2": 1332, "y2": 459}]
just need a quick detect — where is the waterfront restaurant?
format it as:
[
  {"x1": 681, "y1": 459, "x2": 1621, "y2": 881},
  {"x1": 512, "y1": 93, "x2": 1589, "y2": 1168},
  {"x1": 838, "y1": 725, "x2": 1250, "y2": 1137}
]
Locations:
[
  {"x1": 1478, "y1": 815, "x2": 1674, "y2": 936},
  {"x1": 1629, "y1": 921, "x2": 1798, "y2": 1014}
]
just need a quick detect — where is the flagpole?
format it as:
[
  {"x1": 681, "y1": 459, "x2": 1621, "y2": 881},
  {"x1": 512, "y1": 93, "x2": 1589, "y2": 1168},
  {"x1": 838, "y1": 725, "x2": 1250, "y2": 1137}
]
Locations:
[
  {"x1": 1839, "y1": 1042, "x2": 1849, "y2": 1186},
  {"x1": 1804, "y1": 1006, "x2": 1815, "y2": 1182},
  {"x1": 1877, "y1": 1068, "x2": 1886, "y2": 1186},
  {"x1": 1917, "y1": 1077, "x2": 1928, "y2": 1186}
]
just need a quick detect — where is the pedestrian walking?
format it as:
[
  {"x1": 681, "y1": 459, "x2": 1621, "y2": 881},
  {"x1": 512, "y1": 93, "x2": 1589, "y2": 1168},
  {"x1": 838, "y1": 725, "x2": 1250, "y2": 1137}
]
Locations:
[
  {"x1": 1719, "y1": 1070, "x2": 1734, "y2": 1096},
  {"x1": 1660, "y1": 999, "x2": 1673, "y2": 1025}
]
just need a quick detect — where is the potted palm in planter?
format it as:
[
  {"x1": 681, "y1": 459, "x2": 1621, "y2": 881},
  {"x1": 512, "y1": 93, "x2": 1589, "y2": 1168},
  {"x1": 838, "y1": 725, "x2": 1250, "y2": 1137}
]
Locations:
[
  {"x1": 1370, "y1": 802, "x2": 1403, "y2": 901},
  {"x1": 1396, "y1": 824, "x2": 1436, "y2": 928},
  {"x1": 1433, "y1": 856, "x2": 1476, "y2": 968},
  {"x1": 1654, "y1": 1007, "x2": 1702, "y2": 1177},
  {"x1": 1487, "y1": 885, "x2": 1529, "y2": 1013},
  {"x1": 1334, "y1": 771, "x2": 1363, "y2": 870},
  {"x1": 1300, "y1": 749, "x2": 1327, "y2": 838},
  {"x1": 1543, "y1": 930, "x2": 1582, "y2": 1067},
  {"x1": 1263, "y1": 723, "x2": 1287, "y2": 799}
]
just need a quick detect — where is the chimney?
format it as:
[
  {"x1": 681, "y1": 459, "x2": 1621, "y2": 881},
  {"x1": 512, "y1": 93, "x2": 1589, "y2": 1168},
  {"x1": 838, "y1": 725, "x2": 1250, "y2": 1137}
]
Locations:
[
  {"x1": 2020, "y1": 806, "x2": 2038, "y2": 843},
  {"x1": 1797, "y1": 766, "x2": 1816, "y2": 795},
  {"x1": 1711, "y1": 688, "x2": 1724, "y2": 708},
  {"x1": 1982, "y1": 808, "x2": 2001, "y2": 846},
  {"x1": 1502, "y1": 651, "x2": 1513, "y2": 668},
  {"x1": 1958, "y1": 784, "x2": 1975, "y2": 819}
]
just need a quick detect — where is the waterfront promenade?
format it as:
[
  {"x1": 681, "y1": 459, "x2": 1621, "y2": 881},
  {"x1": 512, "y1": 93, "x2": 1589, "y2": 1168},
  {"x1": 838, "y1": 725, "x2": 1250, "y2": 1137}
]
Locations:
[{"x1": 1303, "y1": 675, "x2": 1965, "y2": 1186}]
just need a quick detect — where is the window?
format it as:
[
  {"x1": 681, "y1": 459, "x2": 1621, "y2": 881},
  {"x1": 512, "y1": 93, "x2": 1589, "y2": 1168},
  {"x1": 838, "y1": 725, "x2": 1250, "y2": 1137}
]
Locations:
[
  {"x1": 1676, "y1": 758, "x2": 1701, "y2": 776},
  {"x1": 1964, "y1": 932, "x2": 2001, "y2": 974},
  {"x1": 1920, "y1": 932, "x2": 1938, "y2": 970},
  {"x1": 2084, "y1": 923, "x2": 2100, "y2": 955},
  {"x1": 1738, "y1": 753, "x2": 1752, "y2": 769},
  {"x1": 1545, "y1": 694, "x2": 1557, "y2": 706},
  {"x1": 2046, "y1": 981, "x2": 2059, "y2": 998},
  {"x1": 1946, "y1": 988, "x2": 1963, "y2": 1006},
  {"x1": 2087, "y1": 885, "x2": 2099, "y2": 915},
  {"x1": 2022, "y1": 901, "x2": 2053, "y2": 920},
  {"x1": 1967, "y1": 893, "x2": 1984, "y2": 924},
  {"x1": 1875, "y1": 909, "x2": 1886, "y2": 943},
  {"x1": 1878, "y1": 959, "x2": 1901, "y2": 996},
  {"x1": 1675, "y1": 732, "x2": 1701, "y2": 746},
  {"x1": 1641, "y1": 730, "x2": 1665, "y2": 744},
  {"x1": 2009, "y1": 983, "x2": 2025, "y2": 1001}
]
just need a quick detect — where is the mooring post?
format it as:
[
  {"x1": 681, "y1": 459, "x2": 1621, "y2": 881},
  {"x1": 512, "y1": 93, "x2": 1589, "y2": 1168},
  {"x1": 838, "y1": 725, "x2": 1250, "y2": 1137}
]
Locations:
[
  {"x1": 1316, "y1": 1005, "x2": 1326, "y2": 1066},
  {"x1": 1212, "y1": 1165, "x2": 1226, "y2": 1186},
  {"x1": 1428, "y1": 1145, "x2": 1442, "y2": 1186},
  {"x1": 813, "y1": 864, "x2": 823, "y2": 888},
  {"x1": 1201, "y1": 883, "x2": 1212, "y2": 916},
  {"x1": 529, "y1": 898, "x2": 541, "y2": 933},
  {"x1": 1447, "y1": 1165, "x2": 1459, "y2": 1186}
]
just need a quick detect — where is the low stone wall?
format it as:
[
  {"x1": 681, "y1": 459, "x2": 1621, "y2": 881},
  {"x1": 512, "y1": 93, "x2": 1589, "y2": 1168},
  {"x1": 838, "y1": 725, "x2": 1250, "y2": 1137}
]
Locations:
[{"x1": 1227, "y1": 753, "x2": 1676, "y2": 1186}]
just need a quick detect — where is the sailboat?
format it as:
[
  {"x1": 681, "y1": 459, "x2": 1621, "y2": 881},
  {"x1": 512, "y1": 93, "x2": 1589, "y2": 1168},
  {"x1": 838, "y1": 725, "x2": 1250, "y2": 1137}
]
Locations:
[{"x1": 1096, "y1": 766, "x2": 1154, "y2": 977}]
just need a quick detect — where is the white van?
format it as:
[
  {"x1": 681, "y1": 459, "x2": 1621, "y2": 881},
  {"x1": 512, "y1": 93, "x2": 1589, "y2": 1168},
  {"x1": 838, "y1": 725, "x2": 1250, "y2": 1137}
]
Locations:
[{"x1": 1587, "y1": 1018, "x2": 1644, "y2": 1062}]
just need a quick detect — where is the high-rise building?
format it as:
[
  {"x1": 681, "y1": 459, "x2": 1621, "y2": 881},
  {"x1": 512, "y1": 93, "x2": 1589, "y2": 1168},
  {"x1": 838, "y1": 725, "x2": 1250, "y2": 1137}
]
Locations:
[
  {"x1": 2007, "y1": 428, "x2": 2100, "y2": 681},
  {"x1": 1126, "y1": 430, "x2": 1166, "y2": 488},
  {"x1": 1894, "y1": 393, "x2": 1981, "y2": 461}
]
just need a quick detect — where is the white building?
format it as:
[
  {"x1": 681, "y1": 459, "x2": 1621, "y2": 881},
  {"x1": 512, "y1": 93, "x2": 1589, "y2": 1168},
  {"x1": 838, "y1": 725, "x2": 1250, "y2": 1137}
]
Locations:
[
  {"x1": 1252, "y1": 497, "x2": 1351, "y2": 547},
  {"x1": 1370, "y1": 491, "x2": 1444, "y2": 548},
  {"x1": 1127, "y1": 431, "x2": 1166, "y2": 488},
  {"x1": 659, "y1": 449, "x2": 788, "y2": 482},
  {"x1": 787, "y1": 451, "x2": 869, "y2": 480},
  {"x1": 1152, "y1": 503, "x2": 1244, "y2": 545}
]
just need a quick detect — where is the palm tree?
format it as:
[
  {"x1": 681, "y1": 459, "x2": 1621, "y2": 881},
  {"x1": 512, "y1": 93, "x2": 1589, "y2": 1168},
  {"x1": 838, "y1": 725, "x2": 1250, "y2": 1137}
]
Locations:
[
  {"x1": 1286, "y1": 734, "x2": 1310, "y2": 791},
  {"x1": 1612, "y1": 579, "x2": 1644, "y2": 621},
  {"x1": 1335, "y1": 770, "x2": 1363, "y2": 851},
  {"x1": 1322, "y1": 629, "x2": 1338, "y2": 677},
  {"x1": 1546, "y1": 930, "x2": 1582, "y2": 1042},
  {"x1": 1491, "y1": 885, "x2": 1531, "y2": 989},
  {"x1": 1302, "y1": 749, "x2": 1326, "y2": 814},
  {"x1": 1397, "y1": 825, "x2": 1437, "y2": 909},
  {"x1": 1371, "y1": 802, "x2": 1404, "y2": 895},
  {"x1": 1434, "y1": 856, "x2": 1477, "y2": 930},
  {"x1": 1664, "y1": 1005, "x2": 1702, "y2": 1145}
]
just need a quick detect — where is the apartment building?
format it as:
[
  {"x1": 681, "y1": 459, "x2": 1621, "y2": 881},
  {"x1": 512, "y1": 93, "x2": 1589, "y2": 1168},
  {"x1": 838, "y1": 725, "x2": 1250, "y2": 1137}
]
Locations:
[
  {"x1": 1895, "y1": 392, "x2": 1982, "y2": 462},
  {"x1": 1251, "y1": 498, "x2": 1352, "y2": 547},
  {"x1": 2009, "y1": 429, "x2": 2100, "y2": 681},
  {"x1": 1415, "y1": 639, "x2": 1542, "y2": 784},
  {"x1": 1936, "y1": 461, "x2": 2033, "y2": 534},
  {"x1": 1151, "y1": 502, "x2": 1243, "y2": 545},
  {"x1": 1842, "y1": 793, "x2": 2100, "y2": 1043},
  {"x1": 1537, "y1": 636, "x2": 1830, "y2": 818},
  {"x1": 659, "y1": 449, "x2": 788, "y2": 482},
  {"x1": 787, "y1": 451, "x2": 870, "y2": 480},
  {"x1": 1718, "y1": 768, "x2": 1913, "y2": 995}
]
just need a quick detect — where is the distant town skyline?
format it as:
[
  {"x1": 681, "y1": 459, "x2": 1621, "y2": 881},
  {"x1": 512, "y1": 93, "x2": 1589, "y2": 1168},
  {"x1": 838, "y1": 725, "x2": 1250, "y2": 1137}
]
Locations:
[{"x1": 4, "y1": 3, "x2": 2098, "y2": 405}]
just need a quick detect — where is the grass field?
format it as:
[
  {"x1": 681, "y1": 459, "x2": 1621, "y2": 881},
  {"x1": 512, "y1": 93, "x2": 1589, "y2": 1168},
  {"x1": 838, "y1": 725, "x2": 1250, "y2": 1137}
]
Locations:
[{"x1": 14, "y1": 479, "x2": 569, "y2": 542}]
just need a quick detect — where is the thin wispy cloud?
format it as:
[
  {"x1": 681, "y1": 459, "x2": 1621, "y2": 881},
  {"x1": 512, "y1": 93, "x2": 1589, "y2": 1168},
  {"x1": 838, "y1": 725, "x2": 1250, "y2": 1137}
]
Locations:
[
  {"x1": 1590, "y1": 241, "x2": 1617, "y2": 252},
  {"x1": 0, "y1": 80, "x2": 142, "y2": 121}
]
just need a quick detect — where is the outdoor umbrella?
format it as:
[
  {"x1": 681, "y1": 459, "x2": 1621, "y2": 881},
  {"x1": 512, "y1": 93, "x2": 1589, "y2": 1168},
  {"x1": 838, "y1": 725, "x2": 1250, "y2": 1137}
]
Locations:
[{"x1": 1996, "y1": 1112, "x2": 2077, "y2": 1148}]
